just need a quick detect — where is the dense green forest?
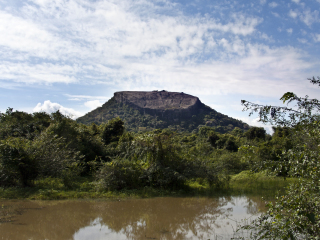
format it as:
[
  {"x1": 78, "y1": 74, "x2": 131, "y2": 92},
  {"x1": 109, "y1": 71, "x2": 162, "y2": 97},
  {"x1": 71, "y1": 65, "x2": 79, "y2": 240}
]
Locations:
[{"x1": 0, "y1": 106, "x2": 292, "y2": 190}]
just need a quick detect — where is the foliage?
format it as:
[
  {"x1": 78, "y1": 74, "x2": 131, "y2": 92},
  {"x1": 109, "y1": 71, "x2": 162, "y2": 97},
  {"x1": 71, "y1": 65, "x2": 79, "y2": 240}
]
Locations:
[
  {"x1": 0, "y1": 137, "x2": 37, "y2": 187},
  {"x1": 31, "y1": 131, "x2": 83, "y2": 180},
  {"x1": 245, "y1": 127, "x2": 266, "y2": 140},
  {"x1": 0, "y1": 108, "x2": 51, "y2": 140},
  {"x1": 95, "y1": 160, "x2": 143, "y2": 191},
  {"x1": 94, "y1": 130, "x2": 235, "y2": 191},
  {"x1": 100, "y1": 117, "x2": 125, "y2": 145},
  {"x1": 0, "y1": 100, "x2": 296, "y2": 198},
  {"x1": 44, "y1": 114, "x2": 106, "y2": 173},
  {"x1": 241, "y1": 77, "x2": 320, "y2": 239}
]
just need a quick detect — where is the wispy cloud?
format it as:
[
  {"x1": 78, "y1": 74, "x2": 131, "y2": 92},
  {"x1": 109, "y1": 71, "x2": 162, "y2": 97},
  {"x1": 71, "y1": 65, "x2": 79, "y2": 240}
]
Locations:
[
  {"x1": 314, "y1": 34, "x2": 320, "y2": 42},
  {"x1": 65, "y1": 94, "x2": 110, "y2": 101},
  {"x1": 298, "y1": 38, "x2": 308, "y2": 43},
  {"x1": 288, "y1": 8, "x2": 319, "y2": 26},
  {"x1": 0, "y1": 62, "x2": 77, "y2": 84},
  {"x1": 299, "y1": 9, "x2": 319, "y2": 27},
  {"x1": 269, "y1": 2, "x2": 278, "y2": 8},
  {"x1": 0, "y1": 0, "x2": 264, "y2": 89},
  {"x1": 260, "y1": 0, "x2": 267, "y2": 5}
]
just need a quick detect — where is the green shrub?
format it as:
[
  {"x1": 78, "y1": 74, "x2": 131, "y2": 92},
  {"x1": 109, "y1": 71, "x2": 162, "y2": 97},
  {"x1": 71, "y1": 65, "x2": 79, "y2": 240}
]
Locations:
[
  {"x1": 100, "y1": 117, "x2": 124, "y2": 145},
  {"x1": 140, "y1": 162, "x2": 186, "y2": 189},
  {"x1": 0, "y1": 138, "x2": 38, "y2": 187},
  {"x1": 32, "y1": 131, "x2": 83, "y2": 179},
  {"x1": 95, "y1": 160, "x2": 142, "y2": 191}
]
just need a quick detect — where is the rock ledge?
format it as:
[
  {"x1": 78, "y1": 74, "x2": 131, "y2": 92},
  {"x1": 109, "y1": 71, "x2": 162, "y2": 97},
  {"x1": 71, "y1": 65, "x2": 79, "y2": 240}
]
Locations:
[{"x1": 114, "y1": 90, "x2": 201, "y2": 110}]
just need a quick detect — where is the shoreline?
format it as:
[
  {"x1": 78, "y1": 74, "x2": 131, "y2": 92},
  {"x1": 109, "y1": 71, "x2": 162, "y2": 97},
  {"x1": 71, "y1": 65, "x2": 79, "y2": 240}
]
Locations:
[{"x1": 0, "y1": 171, "x2": 295, "y2": 200}]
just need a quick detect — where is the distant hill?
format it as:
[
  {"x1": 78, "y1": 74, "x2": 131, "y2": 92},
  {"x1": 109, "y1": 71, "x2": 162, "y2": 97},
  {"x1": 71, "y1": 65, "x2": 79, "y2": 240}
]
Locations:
[{"x1": 77, "y1": 90, "x2": 249, "y2": 133}]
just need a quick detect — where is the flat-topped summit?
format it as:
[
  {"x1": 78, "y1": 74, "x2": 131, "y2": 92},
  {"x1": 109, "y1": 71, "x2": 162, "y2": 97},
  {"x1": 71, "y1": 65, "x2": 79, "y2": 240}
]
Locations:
[
  {"x1": 114, "y1": 90, "x2": 200, "y2": 110},
  {"x1": 77, "y1": 90, "x2": 249, "y2": 133}
]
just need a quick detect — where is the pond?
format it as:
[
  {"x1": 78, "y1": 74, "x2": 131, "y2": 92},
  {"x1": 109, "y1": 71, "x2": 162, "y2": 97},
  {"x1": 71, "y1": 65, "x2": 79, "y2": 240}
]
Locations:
[{"x1": 0, "y1": 195, "x2": 269, "y2": 240}]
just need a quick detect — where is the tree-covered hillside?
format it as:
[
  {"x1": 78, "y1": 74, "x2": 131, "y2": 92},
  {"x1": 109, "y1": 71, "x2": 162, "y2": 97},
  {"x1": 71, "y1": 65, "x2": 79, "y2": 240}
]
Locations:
[{"x1": 77, "y1": 95, "x2": 250, "y2": 133}]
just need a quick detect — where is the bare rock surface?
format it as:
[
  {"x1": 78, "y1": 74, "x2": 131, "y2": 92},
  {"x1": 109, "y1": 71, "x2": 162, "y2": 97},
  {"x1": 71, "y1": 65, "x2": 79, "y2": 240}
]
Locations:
[{"x1": 114, "y1": 90, "x2": 200, "y2": 110}]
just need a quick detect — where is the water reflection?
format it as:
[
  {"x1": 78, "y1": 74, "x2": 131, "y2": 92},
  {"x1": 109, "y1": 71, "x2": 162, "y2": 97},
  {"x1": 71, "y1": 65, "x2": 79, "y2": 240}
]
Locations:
[{"x1": 0, "y1": 196, "x2": 267, "y2": 240}]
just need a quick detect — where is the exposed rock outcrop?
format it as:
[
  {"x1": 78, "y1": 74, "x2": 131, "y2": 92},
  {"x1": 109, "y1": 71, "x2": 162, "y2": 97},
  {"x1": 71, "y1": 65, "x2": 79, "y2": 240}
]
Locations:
[{"x1": 114, "y1": 91, "x2": 200, "y2": 110}]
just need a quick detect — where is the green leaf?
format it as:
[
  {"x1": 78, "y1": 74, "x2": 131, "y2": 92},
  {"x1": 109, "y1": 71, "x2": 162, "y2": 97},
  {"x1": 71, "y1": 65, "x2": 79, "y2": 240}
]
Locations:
[{"x1": 280, "y1": 92, "x2": 295, "y2": 104}]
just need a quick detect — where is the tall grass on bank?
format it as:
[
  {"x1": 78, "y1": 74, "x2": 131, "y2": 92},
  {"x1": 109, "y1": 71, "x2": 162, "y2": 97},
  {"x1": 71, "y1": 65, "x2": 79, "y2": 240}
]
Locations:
[{"x1": 229, "y1": 170, "x2": 297, "y2": 197}]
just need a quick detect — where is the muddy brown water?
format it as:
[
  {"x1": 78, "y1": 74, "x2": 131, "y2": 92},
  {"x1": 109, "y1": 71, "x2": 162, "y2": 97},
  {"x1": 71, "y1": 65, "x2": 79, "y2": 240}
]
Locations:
[{"x1": 0, "y1": 196, "x2": 268, "y2": 240}]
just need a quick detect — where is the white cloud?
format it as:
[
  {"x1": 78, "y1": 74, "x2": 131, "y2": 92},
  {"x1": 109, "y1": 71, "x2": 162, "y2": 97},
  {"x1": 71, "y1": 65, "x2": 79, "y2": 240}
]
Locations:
[
  {"x1": 314, "y1": 34, "x2": 320, "y2": 42},
  {"x1": 218, "y1": 37, "x2": 246, "y2": 56},
  {"x1": 0, "y1": 10, "x2": 78, "y2": 61},
  {"x1": 33, "y1": 100, "x2": 82, "y2": 119},
  {"x1": 0, "y1": 0, "x2": 263, "y2": 90},
  {"x1": 259, "y1": 32, "x2": 274, "y2": 42},
  {"x1": 298, "y1": 38, "x2": 308, "y2": 43},
  {"x1": 288, "y1": 8, "x2": 319, "y2": 26},
  {"x1": 84, "y1": 100, "x2": 103, "y2": 110},
  {"x1": 301, "y1": 29, "x2": 307, "y2": 35},
  {"x1": 292, "y1": 0, "x2": 300, "y2": 3},
  {"x1": 269, "y1": 2, "x2": 278, "y2": 8},
  {"x1": 107, "y1": 43, "x2": 315, "y2": 101},
  {"x1": 65, "y1": 94, "x2": 109, "y2": 111},
  {"x1": 299, "y1": 9, "x2": 320, "y2": 26},
  {"x1": 289, "y1": 9, "x2": 298, "y2": 18},
  {"x1": 260, "y1": 0, "x2": 267, "y2": 5},
  {"x1": 235, "y1": 117, "x2": 274, "y2": 134},
  {"x1": 0, "y1": 62, "x2": 77, "y2": 84},
  {"x1": 287, "y1": 28, "x2": 293, "y2": 34},
  {"x1": 210, "y1": 14, "x2": 262, "y2": 35},
  {"x1": 66, "y1": 94, "x2": 110, "y2": 101}
]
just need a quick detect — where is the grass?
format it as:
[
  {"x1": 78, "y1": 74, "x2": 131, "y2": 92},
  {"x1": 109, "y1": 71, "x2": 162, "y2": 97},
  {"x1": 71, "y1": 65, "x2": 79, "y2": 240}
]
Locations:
[
  {"x1": 0, "y1": 171, "x2": 296, "y2": 200},
  {"x1": 229, "y1": 170, "x2": 297, "y2": 197}
]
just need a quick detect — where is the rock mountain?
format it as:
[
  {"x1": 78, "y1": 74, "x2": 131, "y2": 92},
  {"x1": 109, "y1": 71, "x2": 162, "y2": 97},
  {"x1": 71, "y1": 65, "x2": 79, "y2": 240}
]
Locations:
[{"x1": 77, "y1": 90, "x2": 249, "y2": 133}]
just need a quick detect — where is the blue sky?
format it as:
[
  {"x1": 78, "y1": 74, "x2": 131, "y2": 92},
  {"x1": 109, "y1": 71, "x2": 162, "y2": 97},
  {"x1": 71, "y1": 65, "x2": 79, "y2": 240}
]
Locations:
[{"x1": 0, "y1": 0, "x2": 320, "y2": 132}]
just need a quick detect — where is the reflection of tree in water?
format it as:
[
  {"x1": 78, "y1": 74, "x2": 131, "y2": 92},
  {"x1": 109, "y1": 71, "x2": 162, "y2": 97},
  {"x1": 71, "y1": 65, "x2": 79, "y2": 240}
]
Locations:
[
  {"x1": 222, "y1": 196, "x2": 268, "y2": 217},
  {"x1": 0, "y1": 201, "x2": 100, "y2": 240},
  {"x1": 94, "y1": 197, "x2": 233, "y2": 239},
  {"x1": 0, "y1": 196, "x2": 269, "y2": 240},
  {"x1": 242, "y1": 196, "x2": 268, "y2": 216}
]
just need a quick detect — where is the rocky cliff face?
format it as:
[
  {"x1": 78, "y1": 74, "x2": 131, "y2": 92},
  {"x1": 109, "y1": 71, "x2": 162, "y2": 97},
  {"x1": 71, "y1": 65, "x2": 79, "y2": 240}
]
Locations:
[{"x1": 114, "y1": 91, "x2": 201, "y2": 110}]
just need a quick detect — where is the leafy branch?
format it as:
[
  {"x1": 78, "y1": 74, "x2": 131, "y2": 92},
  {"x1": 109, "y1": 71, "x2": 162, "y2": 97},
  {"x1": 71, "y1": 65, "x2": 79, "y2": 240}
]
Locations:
[{"x1": 241, "y1": 76, "x2": 320, "y2": 127}]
